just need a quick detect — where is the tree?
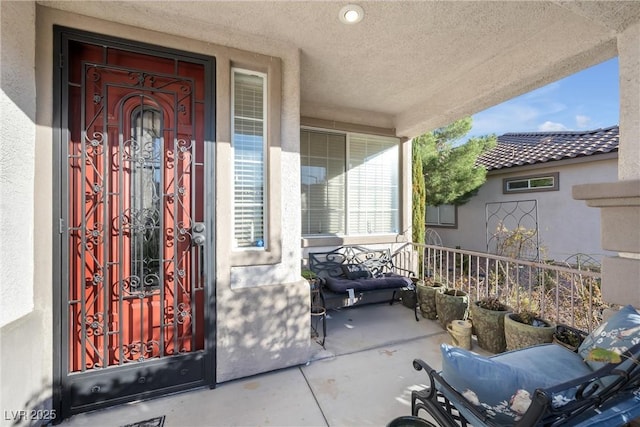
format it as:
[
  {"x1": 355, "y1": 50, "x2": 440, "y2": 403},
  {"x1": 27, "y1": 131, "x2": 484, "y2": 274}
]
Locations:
[
  {"x1": 414, "y1": 117, "x2": 496, "y2": 207},
  {"x1": 412, "y1": 143, "x2": 426, "y2": 245}
]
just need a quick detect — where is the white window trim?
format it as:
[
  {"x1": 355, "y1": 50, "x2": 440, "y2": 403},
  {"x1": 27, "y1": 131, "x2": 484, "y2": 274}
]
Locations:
[{"x1": 231, "y1": 67, "x2": 268, "y2": 251}]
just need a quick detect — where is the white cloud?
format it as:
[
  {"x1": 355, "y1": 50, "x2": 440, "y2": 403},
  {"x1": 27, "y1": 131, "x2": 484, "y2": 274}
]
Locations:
[
  {"x1": 538, "y1": 121, "x2": 569, "y2": 131},
  {"x1": 575, "y1": 115, "x2": 592, "y2": 128},
  {"x1": 469, "y1": 85, "x2": 569, "y2": 138}
]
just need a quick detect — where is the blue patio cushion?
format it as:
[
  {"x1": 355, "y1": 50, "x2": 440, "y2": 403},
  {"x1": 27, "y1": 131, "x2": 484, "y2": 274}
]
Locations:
[
  {"x1": 439, "y1": 343, "x2": 592, "y2": 426},
  {"x1": 324, "y1": 273, "x2": 412, "y2": 293},
  {"x1": 578, "y1": 304, "x2": 640, "y2": 376},
  {"x1": 567, "y1": 388, "x2": 640, "y2": 427}
]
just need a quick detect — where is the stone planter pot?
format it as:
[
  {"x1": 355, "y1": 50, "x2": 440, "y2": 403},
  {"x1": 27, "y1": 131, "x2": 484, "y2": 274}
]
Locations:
[
  {"x1": 469, "y1": 301, "x2": 511, "y2": 354},
  {"x1": 553, "y1": 324, "x2": 587, "y2": 352},
  {"x1": 435, "y1": 289, "x2": 468, "y2": 329},
  {"x1": 504, "y1": 313, "x2": 555, "y2": 351},
  {"x1": 416, "y1": 281, "x2": 444, "y2": 320}
]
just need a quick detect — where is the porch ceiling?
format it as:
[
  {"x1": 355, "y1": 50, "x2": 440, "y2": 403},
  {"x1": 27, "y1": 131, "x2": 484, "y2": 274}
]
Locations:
[{"x1": 40, "y1": 1, "x2": 640, "y2": 138}]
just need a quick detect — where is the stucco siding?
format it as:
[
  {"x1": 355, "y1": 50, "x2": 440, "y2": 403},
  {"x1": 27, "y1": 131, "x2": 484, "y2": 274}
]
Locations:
[
  {"x1": 0, "y1": 1, "x2": 36, "y2": 328},
  {"x1": 0, "y1": 1, "x2": 44, "y2": 423},
  {"x1": 435, "y1": 157, "x2": 618, "y2": 263},
  {"x1": 0, "y1": 5, "x2": 314, "y2": 418},
  {"x1": 33, "y1": 6, "x2": 311, "y2": 386}
]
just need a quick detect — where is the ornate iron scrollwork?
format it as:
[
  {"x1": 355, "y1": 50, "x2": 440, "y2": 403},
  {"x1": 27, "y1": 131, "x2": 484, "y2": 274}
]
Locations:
[{"x1": 122, "y1": 340, "x2": 160, "y2": 362}]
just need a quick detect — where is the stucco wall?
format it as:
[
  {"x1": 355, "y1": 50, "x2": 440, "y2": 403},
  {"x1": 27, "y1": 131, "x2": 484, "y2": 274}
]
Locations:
[
  {"x1": 434, "y1": 157, "x2": 618, "y2": 263},
  {"x1": 618, "y1": 20, "x2": 640, "y2": 182},
  {"x1": 33, "y1": 5, "x2": 311, "y2": 385},
  {"x1": 0, "y1": 2, "x2": 49, "y2": 424},
  {"x1": 0, "y1": 1, "x2": 36, "y2": 327},
  {"x1": 0, "y1": 4, "x2": 314, "y2": 420}
]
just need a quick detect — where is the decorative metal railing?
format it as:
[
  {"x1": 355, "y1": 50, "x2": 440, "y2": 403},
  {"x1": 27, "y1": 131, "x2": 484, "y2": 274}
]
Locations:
[{"x1": 392, "y1": 243, "x2": 608, "y2": 332}]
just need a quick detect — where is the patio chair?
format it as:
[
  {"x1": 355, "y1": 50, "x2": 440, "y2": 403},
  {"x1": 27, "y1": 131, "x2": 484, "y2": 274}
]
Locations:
[{"x1": 411, "y1": 304, "x2": 640, "y2": 426}]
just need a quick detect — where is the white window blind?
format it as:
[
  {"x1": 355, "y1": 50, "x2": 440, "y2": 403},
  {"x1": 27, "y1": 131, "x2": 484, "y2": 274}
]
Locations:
[
  {"x1": 347, "y1": 134, "x2": 399, "y2": 234},
  {"x1": 232, "y1": 69, "x2": 266, "y2": 248},
  {"x1": 301, "y1": 129, "x2": 399, "y2": 236},
  {"x1": 301, "y1": 130, "x2": 346, "y2": 234}
]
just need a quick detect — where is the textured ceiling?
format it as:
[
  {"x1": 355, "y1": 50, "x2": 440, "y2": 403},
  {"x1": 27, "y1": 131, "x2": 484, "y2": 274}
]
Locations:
[{"x1": 39, "y1": 1, "x2": 640, "y2": 137}]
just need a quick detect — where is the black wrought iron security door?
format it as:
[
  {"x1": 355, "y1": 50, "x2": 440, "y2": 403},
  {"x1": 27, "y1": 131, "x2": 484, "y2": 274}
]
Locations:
[{"x1": 54, "y1": 29, "x2": 215, "y2": 419}]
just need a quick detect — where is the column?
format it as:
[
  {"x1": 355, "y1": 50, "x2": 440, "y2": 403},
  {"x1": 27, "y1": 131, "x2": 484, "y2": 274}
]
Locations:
[{"x1": 573, "y1": 21, "x2": 640, "y2": 307}]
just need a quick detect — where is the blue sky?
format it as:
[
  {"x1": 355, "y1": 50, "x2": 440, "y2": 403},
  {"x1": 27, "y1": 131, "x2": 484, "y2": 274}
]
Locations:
[{"x1": 466, "y1": 57, "x2": 619, "y2": 140}]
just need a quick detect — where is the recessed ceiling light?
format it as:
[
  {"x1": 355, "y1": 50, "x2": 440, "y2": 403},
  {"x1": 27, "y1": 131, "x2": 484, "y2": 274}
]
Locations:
[{"x1": 339, "y1": 4, "x2": 364, "y2": 24}]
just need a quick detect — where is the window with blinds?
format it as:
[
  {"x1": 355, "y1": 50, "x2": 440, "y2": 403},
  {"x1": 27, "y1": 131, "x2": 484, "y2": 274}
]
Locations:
[
  {"x1": 301, "y1": 131, "x2": 346, "y2": 234},
  {"x1": 232, "y1": 69, "x2": 266, "y2": 248},
  {"x1": 301, "y1": 129, "x2": 399, "y2": 236}
]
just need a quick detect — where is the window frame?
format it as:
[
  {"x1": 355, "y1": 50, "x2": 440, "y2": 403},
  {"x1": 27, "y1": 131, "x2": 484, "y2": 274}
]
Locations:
[
  {"x1": 425, "y1": 204, "x2": 458, "y2": 228},
  {"x1": 300, "y1": 127, "x2": 401, "y2": 238},
  {"x1": 226, "y1": 54, "x2": 282, "y2": 268},
  {"x1": 231, "y1": 67, "x2": 268, "y2": 250},
  {"x1": 503, "y1": 172, "x2": 559, "y2": 194}
]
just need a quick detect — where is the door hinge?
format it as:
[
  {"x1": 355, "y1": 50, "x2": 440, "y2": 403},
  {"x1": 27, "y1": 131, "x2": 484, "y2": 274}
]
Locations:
[{"x1": 59, "y1": 53, "x2": 64, "y2": 68}]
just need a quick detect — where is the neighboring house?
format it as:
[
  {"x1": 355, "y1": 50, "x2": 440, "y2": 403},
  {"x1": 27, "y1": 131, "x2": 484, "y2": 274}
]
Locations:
[
  {"x1": 431, "y1": 126, "x2": 619, "y2": 263},
  {"x1": 1, "y1": 2, "x2": 639, "y2": 423}
]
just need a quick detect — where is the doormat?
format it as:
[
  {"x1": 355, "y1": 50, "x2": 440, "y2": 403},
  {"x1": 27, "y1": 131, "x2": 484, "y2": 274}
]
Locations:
[{"x1": 122, "y1": 415, "x2": 165, "y2": 427}]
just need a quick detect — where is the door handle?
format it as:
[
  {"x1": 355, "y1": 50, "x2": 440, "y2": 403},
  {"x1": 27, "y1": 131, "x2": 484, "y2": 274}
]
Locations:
[{"x1": 192, "y1": 222, "x2": 206, "y2": 246}]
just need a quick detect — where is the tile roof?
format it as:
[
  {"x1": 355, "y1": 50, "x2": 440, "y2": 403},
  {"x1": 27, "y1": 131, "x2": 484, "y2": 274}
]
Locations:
[{"x1": 476, "y1": 125, "x2": 619, "y2": 170}]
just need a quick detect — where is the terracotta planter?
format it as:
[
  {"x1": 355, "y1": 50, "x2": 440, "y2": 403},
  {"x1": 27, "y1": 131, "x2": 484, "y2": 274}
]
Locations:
[
  {"x1": 435, "y1": 289, "x2": 468, "y2": 329},
  {"x1": 470, "y1": 301, "x2": 510, "y2": 353},
  {"x1": 416, "y1": 281, "x2": 444, "y2": 320},
  {"x1": 504, "y1": 313, "x2": 555, "y2": 351}
]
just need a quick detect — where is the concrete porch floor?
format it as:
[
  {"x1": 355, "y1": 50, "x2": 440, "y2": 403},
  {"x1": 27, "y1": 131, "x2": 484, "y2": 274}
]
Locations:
[{"x1": 60, "y1": 303, "x2": 482, "y2": 427}]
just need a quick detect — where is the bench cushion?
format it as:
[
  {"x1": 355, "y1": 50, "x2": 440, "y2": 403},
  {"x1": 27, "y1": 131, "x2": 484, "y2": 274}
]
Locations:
[
  {"x1": 440, "y1": 343, "x2": 592, "y2": 425},
  {"x1": 324, "y1": 273, "x2": 412, "y2": 293},
  {"x1": 578, "y1": 304, "x2": 640, "y2": 374}
]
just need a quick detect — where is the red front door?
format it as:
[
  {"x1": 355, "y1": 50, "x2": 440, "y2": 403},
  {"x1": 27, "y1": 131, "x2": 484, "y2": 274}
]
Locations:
[{"x1": 56, "y1": 30, "x2": 215, "y2": 418}]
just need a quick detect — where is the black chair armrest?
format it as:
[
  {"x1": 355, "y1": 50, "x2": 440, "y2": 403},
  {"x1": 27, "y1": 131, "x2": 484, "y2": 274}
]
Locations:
[{"x1": 411, "y1": 358, "x2": 488, "y2": 427}]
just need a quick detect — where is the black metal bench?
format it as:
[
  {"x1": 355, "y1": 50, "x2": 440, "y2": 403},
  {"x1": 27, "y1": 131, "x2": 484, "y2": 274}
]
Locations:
[{"x1": 308, "y1": 245, "x2": 419, "y2": 320}]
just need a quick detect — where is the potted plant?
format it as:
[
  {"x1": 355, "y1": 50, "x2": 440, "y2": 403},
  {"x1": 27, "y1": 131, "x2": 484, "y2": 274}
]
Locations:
[
  {"x1": 504, "y1": 310, "x2": 555, "y2": 351},
  {"x1": 435, "y1": 288, "x2": 468, "y2": 330},
  {"x1": 302, "y1": 268, "x2": 322, "y2": 305},
  {"x1": 400, "y1": 278, "x2": 419, "y2": 309},
  {"x1": 302, "y1": 268, "x2": 319, "y2": 289},
  {"x1": 416, "y1": 279, "x2": 445, "y2": 320},
  {"x1": 553, "y1": 324, "x2": 587, "y2": 352},
  {"x1": 470, "y1": 297, "x2": 511, "y2": 353}
]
